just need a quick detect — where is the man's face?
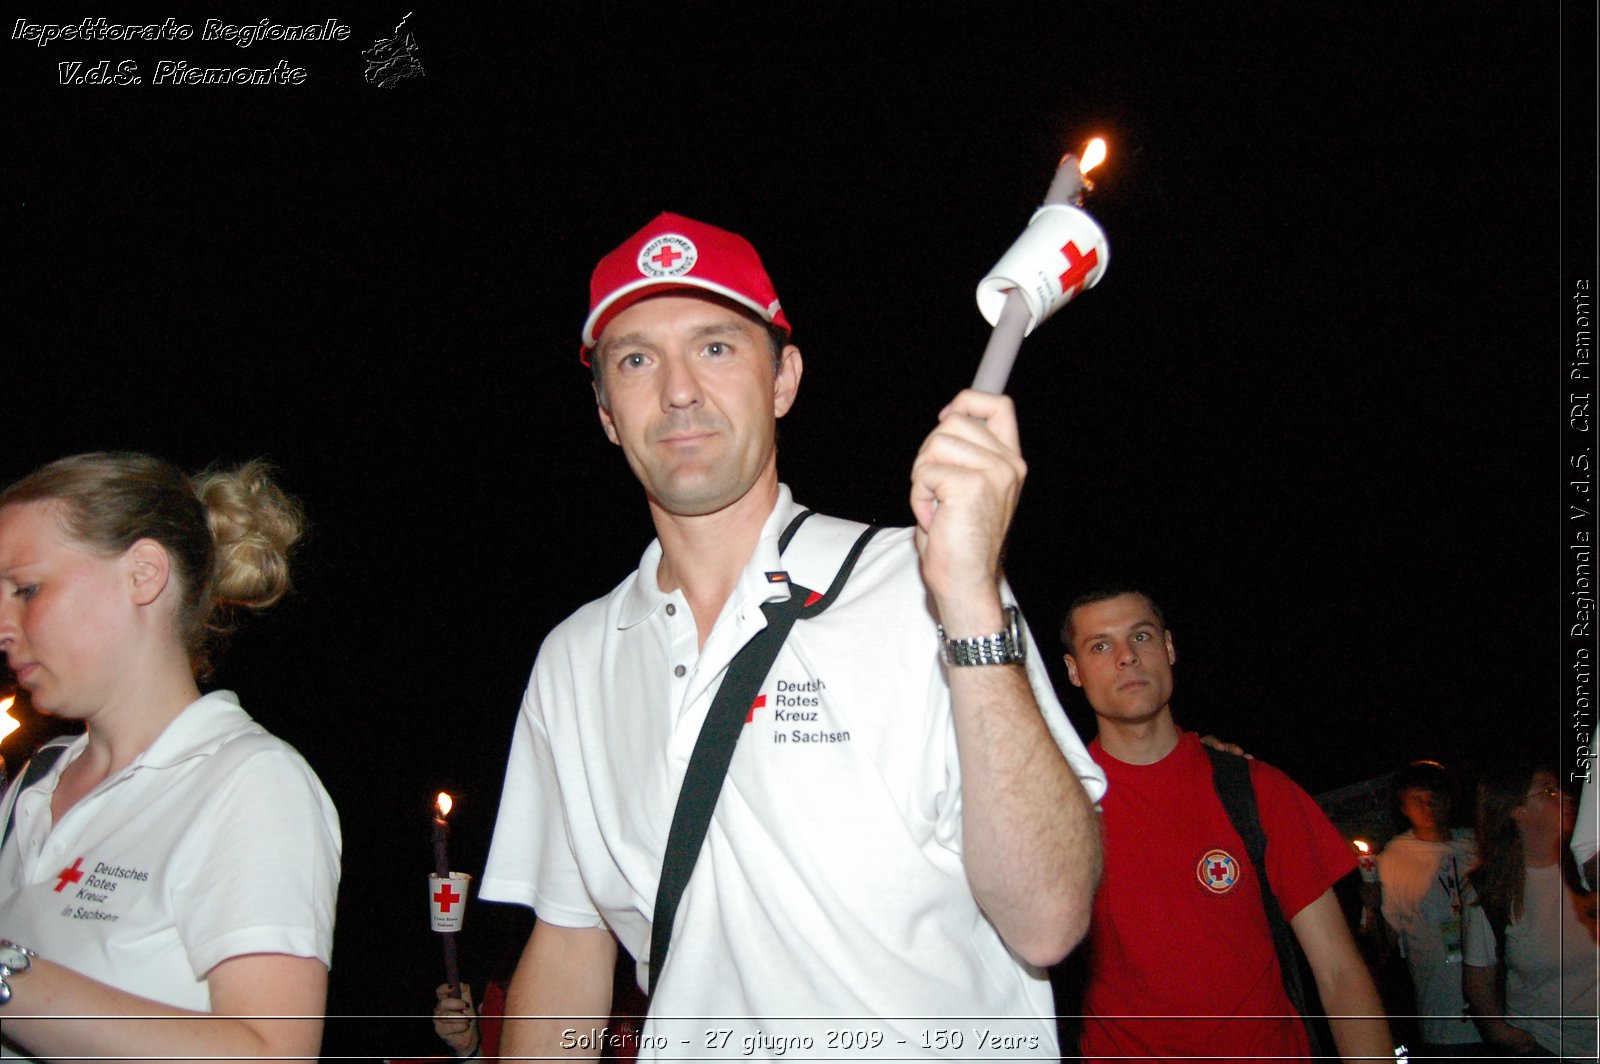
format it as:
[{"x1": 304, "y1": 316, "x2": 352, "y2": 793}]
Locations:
[
  {"x1": 591, "y1": 294, "x2": 801, "y2": 518},
  {"x1": 1399, "y1": 787, "x2": 1450, "y2": 834},
  {"x1": 1063, "y1": 593, "x2": 1176, "y2": 726}
]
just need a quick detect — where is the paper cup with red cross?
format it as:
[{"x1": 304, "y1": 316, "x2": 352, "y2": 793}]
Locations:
[
  {"x1": 975, "y1": 204, "x2": 1109, "y2": 335},
  {"x1": 428, "y1": 872, "x2": 472, "y2": 932}
]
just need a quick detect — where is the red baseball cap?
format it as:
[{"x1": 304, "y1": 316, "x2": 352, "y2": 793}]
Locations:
[{"x1": 580, "y1": 212, "x2": 791, "y2": 364}]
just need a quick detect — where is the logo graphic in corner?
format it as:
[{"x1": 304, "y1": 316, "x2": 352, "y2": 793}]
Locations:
[
  {"x1": 638, "y1": 234, "x2": 697, "y2": 277},
  {"x1": 363, "y1": 12, "x2": 426, "y2": 89},
  {"x1": 1197, "y1": 848, "x2": 1241, "y2": 893}
]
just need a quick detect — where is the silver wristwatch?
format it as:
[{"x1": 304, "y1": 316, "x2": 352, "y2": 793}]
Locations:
[
  {"x1": 938, "y1": 605, "x2": 1026, "y2": 666},
  {"x1": 0, "y1": 939, "x2": 36, "y2": 1006}
]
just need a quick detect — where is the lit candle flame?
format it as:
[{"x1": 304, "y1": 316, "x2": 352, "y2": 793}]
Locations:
[
  {"x1": 1078, "y1": 137, "x2": 1107, "y2": 175},
  {"x1": 435, "y1": 792, "x2": 453, "y2": 818},
  {"x1": 0, "y1": 695, "x2": 16, "y2": 746},
  {"x1": 1352, "y1": 839, "x2": 1370, "y2": 855}
]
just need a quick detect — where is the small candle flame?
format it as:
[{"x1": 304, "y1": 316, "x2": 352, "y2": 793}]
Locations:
[
  {"x1": 435, "y1": 792, "x2": 453, "y2": 818},
  {"x1": 1352, "y1": 839, "x2": 1370, "y2": 855},
  {"x1": 1078, "y1": 137, "x2": 1107, "y2": 175},
  {"x1": 0, "y1": 695, "x2": 16, "y2": 746}
]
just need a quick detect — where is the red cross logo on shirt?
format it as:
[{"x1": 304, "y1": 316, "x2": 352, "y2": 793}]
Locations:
[
  {"x1": 746, "y1": 694, "x2": 766, "y2": 723},
  {"x1": 433, "y1": 882, "x2": 461, "y2": 913},
  {"x1": 1057, "y1": 240, "x2": 1099, "y2": 297},
  {"x1": 1196, "y1": 848, "x2": 1240, "y2": 893},
  {"x1": 651, "y1": 244, "x2": 683, "y2": 269},
  {"x1": 54, "y1": 856, "x2": 86, "y2": 893}
]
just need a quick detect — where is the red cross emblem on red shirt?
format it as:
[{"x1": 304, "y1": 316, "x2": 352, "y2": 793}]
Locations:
[
  {"x1": 1057, "y1": 240, "x2": 1099, "y2": 297},
  {"x1": 433, "y1": 882, "x2": 461, "y2": 913},
  {"x1": 651, "y1": 244, "x2": 683, "y2": 269},
  {"x1": 54, "y1": 856, "x2": 85, "y2": 893},
  {"x1": 1197, "y1": 848, "x2": 1240, "y2": 893}
]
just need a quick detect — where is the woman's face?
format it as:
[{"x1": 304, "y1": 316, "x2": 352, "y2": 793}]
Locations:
[
  {"x1": 1512, "y1": 770, "x2": 1577, "y2": 839},
  {"x1": 0, "y1": 501, "x2": 138, "y2": 717}
]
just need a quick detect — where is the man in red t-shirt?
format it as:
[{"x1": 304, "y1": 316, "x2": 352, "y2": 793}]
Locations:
[{"x1": 1061, "y1": 589, "x2": 1392, "y2": 1062}]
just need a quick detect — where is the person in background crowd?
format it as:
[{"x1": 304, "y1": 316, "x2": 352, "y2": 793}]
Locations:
[
  {"x1": 0, "y1": 452, "x2": 340, "y2": 1063},
  {"x1": 1573, "y1": 778, "x2": 1596, "y2": 890},
  {"x1": 1375, "y1": 760, "x2": 1485, "y2": 1058},
  {"x1": 1463, "y1": 763, "x2": 1598, "y2": 1060},
  {"x1": 1061, "y1": 587, "x2": 1392, "y2": 1062},
  {"x1": 432, "y1": 981, "x2": 498, "y2": 1060},
  {"x1": 430, "y1": 962, "x2": 649, "y2": 1062}
]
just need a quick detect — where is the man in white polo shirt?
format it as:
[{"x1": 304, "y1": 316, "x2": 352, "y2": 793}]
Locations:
[{"x1": 480, "y1": 212, "x2": 1105, "y2": 1059}]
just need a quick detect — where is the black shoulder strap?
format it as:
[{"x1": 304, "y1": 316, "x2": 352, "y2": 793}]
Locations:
[
  {"x1": 1, "y1": 740, "x2": 71, "y2": 853},
  {"x1": 1204, "y1": 745, "x2": 1332, "y2": 1058},
  {"x1": 648, "y1": 511, "x2": 881, "y2": 995}
]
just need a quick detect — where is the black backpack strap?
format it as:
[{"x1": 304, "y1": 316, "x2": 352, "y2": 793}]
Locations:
[
  {"x1": 1, "y1": 739, "x2": 72, "y2": 853},
  {"x1": 1204, "y1": 745, "x2": 1332, "y2": 1058},
  {"x1": 648, "y1": 511, "x2": 880, "y2": 995}
]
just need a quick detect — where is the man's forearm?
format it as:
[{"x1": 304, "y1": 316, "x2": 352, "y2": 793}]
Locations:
[
  {"x1": 1313, "y1": 944, "x2": 1392, "y2": 1061},
  {"x1": 1324, "y1": 998, "x2": 1388, "y2": 1056},
  {"x1": 500, "y1": 920, "x2": 618, "y2": 1060},
  {"x1": 1291, "y1": 889, "x2": 1393, "y2": 1062},
  {"x1": 948, "y1": 659, "x2": 1101, "y2": 967}
]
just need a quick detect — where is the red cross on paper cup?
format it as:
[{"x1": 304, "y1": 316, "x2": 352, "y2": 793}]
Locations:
[
  {"x1": 428, "y1": 872, "x2": 473, "y2": 932},
  {"x1": 976, "y1": 204, "x2": 1109, "y2": 335}
]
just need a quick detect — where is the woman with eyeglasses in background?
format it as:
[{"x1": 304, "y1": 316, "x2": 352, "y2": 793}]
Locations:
[{"x1": 1463, "y1": 763, "x2": 1597, "y2": 1060}]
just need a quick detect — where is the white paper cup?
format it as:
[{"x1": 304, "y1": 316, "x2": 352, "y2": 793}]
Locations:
[
  {"x1": 976, "y1": 204, "x2": 1109, "y2": 334},
  {"x1": 428, "y1": 872, "x2": 472, "y2": 932}
]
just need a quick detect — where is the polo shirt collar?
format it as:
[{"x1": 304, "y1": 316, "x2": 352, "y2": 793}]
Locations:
[
  {"x1": 614, "y1": 484, "x2": 806, "y2": 629},
  {"x1": 133, "y1": 690, "x2": 252, "y2": 769}
]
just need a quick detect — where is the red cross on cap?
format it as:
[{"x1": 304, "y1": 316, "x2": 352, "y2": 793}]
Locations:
[
  {"x1": 54, "y1": 856, "x2": 85, "y2": 893},
  {"x1": 651, "y1": 244, "x2": 684, "y2": 269}
]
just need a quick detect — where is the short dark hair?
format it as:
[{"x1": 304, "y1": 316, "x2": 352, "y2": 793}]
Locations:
[
  {"x1": 1060, "y1": 587, "x2": 1165, "y2": 652},
  {"x1": 1393, "y1": 759, "x2": 1451, "y2": 797}
]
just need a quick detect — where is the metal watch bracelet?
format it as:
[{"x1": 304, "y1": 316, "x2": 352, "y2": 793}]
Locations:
[
  {"x1": 0, "y1": 939, "x2": 37, "y2": 1006},
  {"x1": 938, "y1": 604, "x2": 1025, "y2": 666}
]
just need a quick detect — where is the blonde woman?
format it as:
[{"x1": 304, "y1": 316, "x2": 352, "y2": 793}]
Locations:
[{"x1": 0, "y1": 453, "x2": 340, "y2": 1062}]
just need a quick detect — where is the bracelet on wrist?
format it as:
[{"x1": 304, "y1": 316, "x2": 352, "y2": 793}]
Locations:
[{"x1": 0, "y1": 940, "x2": 38, "y2": 1007}]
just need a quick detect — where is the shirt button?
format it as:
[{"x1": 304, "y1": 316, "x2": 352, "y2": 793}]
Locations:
[
  {"x1": 665, "y1": 603, "x2": 676, "y2": 616},
  {"x1": 674, "y1": 664, "x2": 686, "y2": 678}
]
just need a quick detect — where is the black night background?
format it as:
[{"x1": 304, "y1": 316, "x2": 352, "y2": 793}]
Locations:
[{"x1": 5, "y1": 3, "x2": 1595, "y2": 1058}]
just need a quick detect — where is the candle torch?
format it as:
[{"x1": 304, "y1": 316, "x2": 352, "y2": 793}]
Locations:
[
  {"x1": 429, "y1": 792, "x2": 468, "y2": 999},
  {"x1": 1353, "y1": 838, "x2": 1379, "y2": 883},
  {"x1": 1353, "y1": 838, "x2": 1380, "y2": 932},
  {"x1": 0, "y1": 696, "x2": 18, "y2": 748},
  {"x1": 973, "y1": 137, "x2": 1110, "y2": 395}
]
